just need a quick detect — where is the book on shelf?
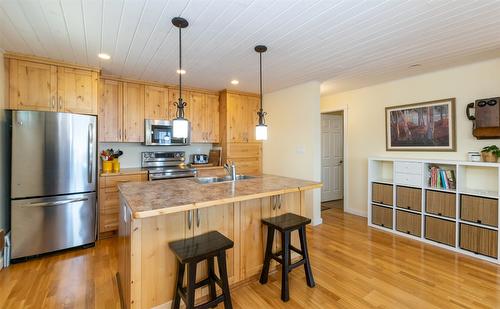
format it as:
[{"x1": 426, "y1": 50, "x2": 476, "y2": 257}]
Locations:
[{"x1": 429, "y1": 166, "x2": 455, "y2": 190}]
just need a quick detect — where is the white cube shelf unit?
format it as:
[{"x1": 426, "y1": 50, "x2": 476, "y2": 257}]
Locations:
[{"x1": 368, "y1": 157, "x2": 500, "y2": 264}]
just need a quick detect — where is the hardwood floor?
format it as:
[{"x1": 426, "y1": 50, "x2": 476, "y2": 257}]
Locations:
[{"x1": 1, "y1": 207, "x2": 500, "y2": 308}]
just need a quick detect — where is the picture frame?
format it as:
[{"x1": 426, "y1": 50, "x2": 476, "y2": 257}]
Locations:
[{"x1": 385, "y1": 98, "x2": 456, "y2": 151}]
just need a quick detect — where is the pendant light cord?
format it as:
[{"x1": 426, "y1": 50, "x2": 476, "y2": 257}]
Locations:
[
  {"x1": 179, "y1": 26, "x2": 182, "y2": 102},
  {"x1": 259, "y1": 51, "x2": 263, "y2": 111}
]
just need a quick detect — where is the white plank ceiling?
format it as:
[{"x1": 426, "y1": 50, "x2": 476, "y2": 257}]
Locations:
[{"x1": 1, "y1": 0, "x2": 500, "y2": 95}]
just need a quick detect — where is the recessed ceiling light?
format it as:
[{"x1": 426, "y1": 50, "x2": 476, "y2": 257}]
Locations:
[
  {"x1": 409, "y1": 64, "x2": 421, "y2": 68},
  {"x1": 176, "y1": 69, "x2": 186, "y2": 74},
  {"x1": 98, "y1": 53, "x2": 111, "y2": 60},
  {"x1": 231, "y1": 79, "x2": 239, "y2": 85}
]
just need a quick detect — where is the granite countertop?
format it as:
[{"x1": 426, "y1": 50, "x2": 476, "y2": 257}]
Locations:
[{"x1": 119, "y1": 174, "x2": 322, "y2": 219}]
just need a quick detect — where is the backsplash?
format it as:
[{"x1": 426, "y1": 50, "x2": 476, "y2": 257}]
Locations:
[{"x1": 98, "y1": 143, "x2": 213, "y2": 168}]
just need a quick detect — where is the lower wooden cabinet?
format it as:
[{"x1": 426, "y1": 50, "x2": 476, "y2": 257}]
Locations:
[
  {"x1": 460, "y1": 195, "x2": 498, "y2": 227},
  {"x1": 396, "y1": 210, "x2": 421, "y2": 237},
  {"x1": 99, "y1": 172, "x2": 147, "y2": 237},
  {"x1": 372, "y1": 183, "x2": 393, "y2": 206},
  {"x1": 425, "y1": 216, "x2": 455, "y2": 246},
  {"x1": 396, "y1": 186, "x2": 422, "y2": 211},
  {"x1": 371, "y1": 205, "x2": 393, "y2": 229},
  {"x1": 460, "y1": 223, "x2": 498, "y2": 258},
  {"x1": 195, "y1": 167, "x2": 226, "y2": 177},
  {"x1": 426, "y1": 190, "x2": 456, "y2": 218}
]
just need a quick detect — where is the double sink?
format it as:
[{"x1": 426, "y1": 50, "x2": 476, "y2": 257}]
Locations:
[{"x1": 195, "y1": 175, "x2": 256, "y2": 184}]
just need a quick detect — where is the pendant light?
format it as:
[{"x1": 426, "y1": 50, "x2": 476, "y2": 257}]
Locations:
[
  {"x1": 172, "y1": 17, "x2": 189, "y2": 139},
  {"x1": 255, "y1": 45, "x2": 268, "y2": 140}
]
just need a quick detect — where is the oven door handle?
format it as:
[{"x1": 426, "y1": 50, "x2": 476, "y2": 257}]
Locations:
[{"x1": 149, "y1": 172, "x2": 195, "y2": 181}]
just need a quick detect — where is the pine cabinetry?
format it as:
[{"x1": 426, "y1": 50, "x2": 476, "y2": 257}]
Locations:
[
  {"x1": 98, "y1": 79, "x2": 144, "y2": 142},
  {"x1": 123, "y1": 82, "x2": 145, "y2": 142},
  {"x1": 144, "y1": 85, "x2": 169, "y2": 120},
  {"x1": 369, "y1": 158, "x2": 500, "y2": 264},
  {"x1": 99, "y1": 172, "x2": 147, "y2": 238},
  {"x1": 99, "y1": 79, "x2": 123, "y2": 141},
  {"x1": 169, "y1": 90, "x2": 219, "y2": 143},
  {"x1": 8, "y1": 57, "x2": 98, "y2": 115},
  {"x1": 219, "y1": 90, "x2": 262, "y2": 175}
]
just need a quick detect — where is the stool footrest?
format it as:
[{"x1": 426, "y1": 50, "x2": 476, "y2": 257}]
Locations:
[
  {"x1": 195, "y1": 295, "x2": 225, "y2": 309},
  {"x1": 288, "y1": 258, "x2": 306, "y2": 272}
]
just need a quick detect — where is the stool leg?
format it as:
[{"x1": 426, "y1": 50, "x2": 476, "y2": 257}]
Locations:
[
  {"x1": 259, "y1": 226, "x2": 275, "y2": 284},
  {"x1": 217, "y1": 251, "x2": 233, "y2": 309},
  {"x1": 171, "y1": 261, "x2": 185, "y2": 309},
  {"x1": 207, "y1": 256, "x2": 217, "y2": 302},
  {"x1": 186, "y1": 262, "x2": 197, "y2": 309},
  {"x1": 299, "y1": 226, "x2": 315, "y2": 288},
  {"x1": 281, "y1": 231, "x2": 290, "y2": 302}
]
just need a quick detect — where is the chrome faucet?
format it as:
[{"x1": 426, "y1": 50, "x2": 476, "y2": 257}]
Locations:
[{"x1": 224, "y1": 161, "x2": 237, "y2": 180}]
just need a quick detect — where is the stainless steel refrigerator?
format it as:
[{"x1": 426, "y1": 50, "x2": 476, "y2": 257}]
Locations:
[{"x1": 10, "y1": 111, "x2": 97, "y2": 259}]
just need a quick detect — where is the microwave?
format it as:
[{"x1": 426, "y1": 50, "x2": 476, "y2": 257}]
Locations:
[{"x1": 144, "y1": 119, "x2": 190, "y2": 146}]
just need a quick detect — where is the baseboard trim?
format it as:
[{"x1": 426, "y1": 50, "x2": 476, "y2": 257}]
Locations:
[
  {"x1": 344, "y1": 207, "x2": 367, "y2": 217},
  {"x1": 312, "y1": 217, "x2": 323, "y2": 226}
]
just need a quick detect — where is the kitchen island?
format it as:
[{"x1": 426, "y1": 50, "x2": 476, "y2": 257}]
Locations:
[{"x1": 117, "y1": 175, "x2": 321, "y2": 309}]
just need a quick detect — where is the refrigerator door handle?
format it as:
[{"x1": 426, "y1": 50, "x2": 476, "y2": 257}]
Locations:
[
  {"x1": 88, "y1": 123, "x2": 93, "y2": 184},
  {"x1": 28, "y1": 198, "x2": 89, "y2": 207}
]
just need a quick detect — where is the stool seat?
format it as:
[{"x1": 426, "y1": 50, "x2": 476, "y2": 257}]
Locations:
[
  {"x1": 262, "y1": 213, "x2": 311, "y2": 232},
  {"x1": 169, "y1": 231, "x2": 234, "y2": 263}
]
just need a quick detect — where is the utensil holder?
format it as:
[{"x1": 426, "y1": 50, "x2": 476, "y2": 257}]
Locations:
[
  {"x1": 102, "y1": 160, "x2": 112, "y2": 173},
  {"x1": 112, "y1": 158, "x2": 120, "y2": 173}
]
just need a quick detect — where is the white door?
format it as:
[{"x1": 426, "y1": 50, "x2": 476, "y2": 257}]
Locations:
[{"x1": 321, "y1": 114, "x2": 343, "y2": 202}]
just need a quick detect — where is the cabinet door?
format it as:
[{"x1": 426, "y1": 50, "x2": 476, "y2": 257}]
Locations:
[
  {"x1": 9, "y1": 59, "x2": 57, "y2": 111},
  {"x1": 168, "y1": 89, "x2": 192, "y2": 121},
  {"x1": 227, "y1": 93, "x2": 246, "y2": 142},
  {"x1": 194, "y1": 203, "x2": 239, "y2": 284},
  {"x1": 371, "y1": 205, "x2": 393, "y2": 229},
  {"x1": 460, "y1": 195, "x2": 498, "y2": 227},
  {"x1": 123, "y1": 82, "x2": 145, "y2": 142},
  {"x1": 206, "y1": 94, "x2": 220, "y2": 143},
  {"x1": 57, "y1": 67, "x2": 98, "y2": 114},
  {"x1": 189, "y1": 91, "x2": 206, "y2": 143},
  {"x1": 144, "y1": 85, "x2": 169, "y2": 120},
  {"x1": 244, "y1": 95, "x2": 260, "y2": 142},
  {"x1": 426, "y1": 190, "x2": 456, "y2": 218},
  {"x1": 99, "y1": 79, "x2": 123, "y2": 142},
  {"x1": 396, "y1": 210, "x2": 421, "y2": 237},
  {"x1": 239, "y1": 197, "x2": 272, "y2": 280}
]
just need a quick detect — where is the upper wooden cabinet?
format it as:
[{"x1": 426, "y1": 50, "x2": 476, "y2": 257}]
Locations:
[
  {"x1": 123, "y1": 82, "x2": 145, "y2": 143},
  {"x1": 190, "y1": 91, "x2": 220, "y2": 143},
  {"x1": 8, "y1": 57, "x2": 98, "y2": 115},
  {"x1": 9, "y1": 60, "x2": 57, "y2": 111},
  {"x1": 99, "y1": 79, "x2": 144, "y2": 142},
  {"x1": 57, "y1": 67, "x2": 99, "y2": 114},
  {"x1": 99, "y1": 79, "x2": 123, "y2": 142},
  {"x1": 220, "y1": 91, "x2": 260, "y2": 143},
  {"x1": 144, "y1": 85, "x2": 169, "y2": 120},
  {"x1": 219, "y1": 90, "x2": 262, "y2": 175}
]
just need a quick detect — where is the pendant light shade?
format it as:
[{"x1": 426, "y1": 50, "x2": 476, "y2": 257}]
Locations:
[
  {"x1": 172, "y1": 17, "x2": 189, "y2": 139},
  {"x1": 255, "y1": 45, "x2": 268, "y2": 141}
]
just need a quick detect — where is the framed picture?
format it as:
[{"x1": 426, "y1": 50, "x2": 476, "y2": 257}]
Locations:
[{"x1": 386, "y1": 98, "x2": 456, "y2": 151}]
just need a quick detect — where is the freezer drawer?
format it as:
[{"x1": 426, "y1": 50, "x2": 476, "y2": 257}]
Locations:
[{"x1": 11, "y1": 192, "x2": 96, "y2": 259}]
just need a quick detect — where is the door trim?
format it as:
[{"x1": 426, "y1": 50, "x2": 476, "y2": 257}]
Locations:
[{"x1": 320, "y1": 105, "x2": 349, "y2": 215}]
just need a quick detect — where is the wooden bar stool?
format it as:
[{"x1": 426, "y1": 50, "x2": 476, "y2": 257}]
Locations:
[
  {"x1": 259, "y1": 213, "x2": 315, "y2": 302},
  {"x1": 169, "y1": 231, "x2": 234, "y2": 309}
]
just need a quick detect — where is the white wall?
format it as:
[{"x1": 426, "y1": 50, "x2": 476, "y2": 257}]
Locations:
[
  {"x1": 0, "y1": 49, "x2": 10, "y2": 236},
  {"x1": 98, "y1": 143, "x2": 213, "y2": 167},
  {"x1": 262, "y1": 81, "x2": 322, "y2": 225},
  {"x1": 321, "y1": 58, "x2": 500, "y2": 217}
]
